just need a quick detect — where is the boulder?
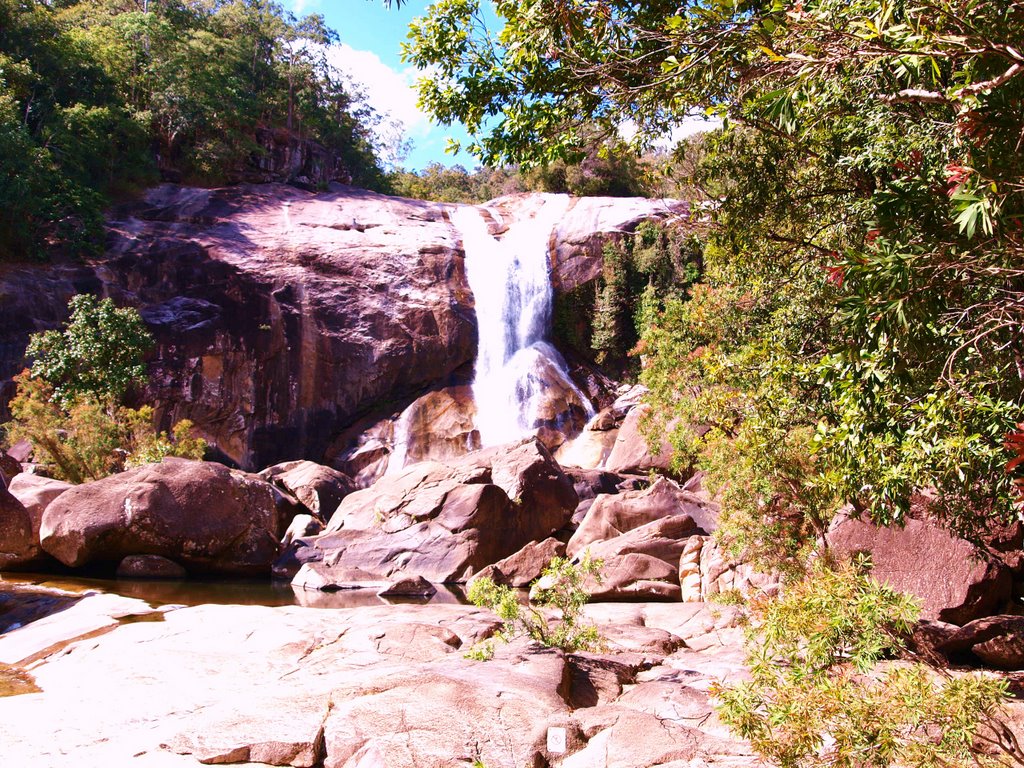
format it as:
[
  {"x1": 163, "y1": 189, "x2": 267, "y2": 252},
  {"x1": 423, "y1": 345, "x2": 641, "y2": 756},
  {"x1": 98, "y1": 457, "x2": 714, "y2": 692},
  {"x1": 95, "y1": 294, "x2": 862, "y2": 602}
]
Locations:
[
  {"x1": 581, "y1": 516, "x2": 701, "y2": 601},
  {"x1": 386, "y1": 385, "x2": 479, "y2": 471},
  {"x1": 827, "y1": 516, "x2": 1012, "y2": 624},
  {"x1": 277, "y1": 438, "x2": 578, "y2": 585},
  {"x1": 473, "y1": 537, "x2": 567, "y2": 587},
  {"x1": 280, "y1": 514, "x2": 324, "y2": 552},
  {"x1": 259, "y1": 460, "x2": 355, "y2": 520},
  {"x1": 0, "y1": 450, "x2": 20, "y2": 484},
  {"x1": 0, "y1": 482, "x2": 34, "y2": 570},
  {"x1": 937, "y1": 615, "x2": 1024, "y2": 670},
  {"x1": 5, "y1": 474, "x2": 73, "y2": 566},
  {"x1": 603, "y1": 405, "x2": 677, "y2": 476},
  {"x1": 568, "y1": 476, "x2": 716, "y2": 557},
  {"x1": 696, "y1": 535, "x2": 779, "y2": 602},
  {"x1": 377, "y1": 576, "x2": 437, "y2": 599},
  {"x1": 40, "y1": 458, "x2": 296, "y2": 575}
]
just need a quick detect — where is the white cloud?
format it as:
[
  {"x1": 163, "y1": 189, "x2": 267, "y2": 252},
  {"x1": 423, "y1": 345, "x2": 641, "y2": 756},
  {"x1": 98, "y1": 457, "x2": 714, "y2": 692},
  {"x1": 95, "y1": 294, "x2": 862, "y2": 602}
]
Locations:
[
  {"x1": 619, "y1": 113, "x2": 723, "y2": 149},
  {"x1": 325, "y1": 44, "x2": 430, "y2": 137}
]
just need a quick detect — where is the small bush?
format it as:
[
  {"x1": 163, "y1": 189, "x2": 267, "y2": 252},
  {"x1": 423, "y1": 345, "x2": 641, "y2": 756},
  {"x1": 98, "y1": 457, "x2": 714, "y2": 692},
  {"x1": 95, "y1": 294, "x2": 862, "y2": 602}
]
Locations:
[
  {"x1": 466, "y1": 555, "x2": 604, "y2": 656},
  {"x1": 712, "y1": 558, "x2": 1010, "y2": 768}
]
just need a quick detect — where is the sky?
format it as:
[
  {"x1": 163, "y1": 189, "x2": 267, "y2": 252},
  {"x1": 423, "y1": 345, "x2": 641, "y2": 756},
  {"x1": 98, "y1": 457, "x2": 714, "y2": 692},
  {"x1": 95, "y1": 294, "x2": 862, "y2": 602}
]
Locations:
[
  {"x1": 288, "y1": 1, "x2": 720, "y2": 172},
  {"x1": 290, "y1": 0, "x2": 484, "y2": 171}
]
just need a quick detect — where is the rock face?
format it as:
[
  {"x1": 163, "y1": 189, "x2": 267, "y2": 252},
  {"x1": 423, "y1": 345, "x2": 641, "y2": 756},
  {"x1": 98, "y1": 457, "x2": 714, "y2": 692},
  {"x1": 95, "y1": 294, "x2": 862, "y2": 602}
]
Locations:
[
  {"x1": 827, "y1": 516, "x2": 1013, "y2": 624},
  {"x1": 0, "y1": 185, "x2": 683, "y2": 470},
  {"x1": 40, "y1": 458, "x2": 297, "y2": 575},
  {"x1": 278, "y1": 438, "x2": 578, "y2": 585}
]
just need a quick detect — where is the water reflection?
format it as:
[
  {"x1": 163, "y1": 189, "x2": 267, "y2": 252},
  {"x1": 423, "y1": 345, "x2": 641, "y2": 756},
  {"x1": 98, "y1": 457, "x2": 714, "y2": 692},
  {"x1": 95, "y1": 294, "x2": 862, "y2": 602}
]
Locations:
[{"x1": 0, "y1": 573, "x2": 468, "y2": 610}]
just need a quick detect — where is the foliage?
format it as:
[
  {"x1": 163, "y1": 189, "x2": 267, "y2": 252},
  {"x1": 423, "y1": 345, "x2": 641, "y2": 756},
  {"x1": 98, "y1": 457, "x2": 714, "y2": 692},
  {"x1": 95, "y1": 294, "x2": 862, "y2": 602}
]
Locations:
[
  {"x1": 713, "y1": 558, "x2": 1010, "y2": 768},
  {"x1": 0, "y1": 0, "x2": 388, "y2": 261},
  {"x1": 6, "y1": 373, "x2": 206, "y2": 484},
  {"x1": 5, "y1": 295, "x2": 205, "y2": 482},
  {"x1": 587, "y1": 221, "x2": 703, "y2": 376},
  {"x1": 466, "y1": 555, "x2": 604, "y2": 656},
  {"x1": 26, "y1": 294, "x2": 152, "y2": 409}
]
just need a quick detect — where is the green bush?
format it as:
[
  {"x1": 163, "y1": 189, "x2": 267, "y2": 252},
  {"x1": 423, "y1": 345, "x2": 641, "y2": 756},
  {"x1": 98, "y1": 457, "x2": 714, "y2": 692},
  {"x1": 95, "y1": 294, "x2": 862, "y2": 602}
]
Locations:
[
  {"x1": 713, "y1": 558, "x2": 1010, "y2": 768},
  {"x1": 466, "y1": 555, "x2": 604, "y2": 658}
]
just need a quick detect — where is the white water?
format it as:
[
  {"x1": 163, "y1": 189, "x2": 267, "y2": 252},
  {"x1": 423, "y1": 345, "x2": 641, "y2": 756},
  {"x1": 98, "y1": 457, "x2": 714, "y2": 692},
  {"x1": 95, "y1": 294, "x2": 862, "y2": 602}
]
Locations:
[{"x1": 452, "y1": 197, "x2": 594, "y2": 447}]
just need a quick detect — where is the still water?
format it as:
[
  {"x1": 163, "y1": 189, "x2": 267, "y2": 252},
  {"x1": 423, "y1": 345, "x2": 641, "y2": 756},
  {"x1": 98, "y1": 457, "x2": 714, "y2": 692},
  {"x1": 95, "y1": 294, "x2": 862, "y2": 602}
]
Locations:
[{"x1": 0, "y1": 572, "x2": 468, "y2": 610}]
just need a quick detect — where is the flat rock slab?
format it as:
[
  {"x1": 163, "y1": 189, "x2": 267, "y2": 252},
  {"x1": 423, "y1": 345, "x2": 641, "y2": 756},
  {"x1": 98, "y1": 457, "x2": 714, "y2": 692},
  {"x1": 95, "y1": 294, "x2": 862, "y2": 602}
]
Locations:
[{"x1": 0, "y1": 594, "x2": 758, "y2": 767}]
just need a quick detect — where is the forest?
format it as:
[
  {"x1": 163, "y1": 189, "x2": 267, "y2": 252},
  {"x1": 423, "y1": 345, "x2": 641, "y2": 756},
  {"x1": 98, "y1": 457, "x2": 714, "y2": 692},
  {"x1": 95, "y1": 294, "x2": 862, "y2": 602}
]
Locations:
[{"x1": 0, "y1": 0, "x2": 388, "y2": 261}]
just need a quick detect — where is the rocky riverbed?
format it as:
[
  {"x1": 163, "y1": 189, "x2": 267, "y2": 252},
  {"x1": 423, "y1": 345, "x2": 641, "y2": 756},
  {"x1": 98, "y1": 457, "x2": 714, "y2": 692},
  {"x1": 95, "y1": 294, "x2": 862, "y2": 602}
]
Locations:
[{"x1": 0, "y1": 590, "x2": 755, "y2": 767}]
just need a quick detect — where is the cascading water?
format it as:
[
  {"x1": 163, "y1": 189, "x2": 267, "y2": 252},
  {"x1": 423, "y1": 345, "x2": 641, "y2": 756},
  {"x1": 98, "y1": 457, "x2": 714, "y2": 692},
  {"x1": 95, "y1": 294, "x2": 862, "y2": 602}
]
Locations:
[{"x1": 452, "y1": 196, "x2": 595, "y2": 447}]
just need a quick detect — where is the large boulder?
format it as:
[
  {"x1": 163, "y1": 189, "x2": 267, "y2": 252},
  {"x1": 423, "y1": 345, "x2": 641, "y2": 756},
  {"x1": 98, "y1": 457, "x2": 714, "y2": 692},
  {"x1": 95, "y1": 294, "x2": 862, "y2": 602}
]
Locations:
[
  {"x1": 0, "y1": 479, "x2": 34, "y2": 569},
  {"x1": 568, "y1": 476, "x2": 717, "y2": 558},
  {"x1": 40, "y1": 458, "x2": 297, "y2": 575},
  {"x1": 473, "y1": 537, "x2": 567, "y2": 587},
  {"x1": 258, "y1": 460, "x2": 355, "y2": 521},
  {"x1": 604, "y1": 404, "x2": 677, "y2": 476},
  {"x1": 582, "y1": 515, "x2": 701, "y2": 601},
  {"x1": 827, "y1": 516, "x2": 1013, "y2": 624},
  {"x1": 278, "y1": 438, "x2": 578, "y2": 585},
  {"x1": 5, "y1": 474, "x2": 73, "y2": 567}
]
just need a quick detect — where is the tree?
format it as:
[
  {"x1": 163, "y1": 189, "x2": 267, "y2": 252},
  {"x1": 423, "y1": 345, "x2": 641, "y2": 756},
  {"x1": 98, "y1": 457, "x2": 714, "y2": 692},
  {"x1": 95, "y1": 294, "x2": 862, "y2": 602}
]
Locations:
[
  {"x1": 466, "y1": 555, "x2": 604, "y2": 658},
  {"x1": 26, "y1": 294, "x2": 152, "y2": 409},
  {"x1": 714, "y1": 558, "x2": 1011, "y2": 768}
]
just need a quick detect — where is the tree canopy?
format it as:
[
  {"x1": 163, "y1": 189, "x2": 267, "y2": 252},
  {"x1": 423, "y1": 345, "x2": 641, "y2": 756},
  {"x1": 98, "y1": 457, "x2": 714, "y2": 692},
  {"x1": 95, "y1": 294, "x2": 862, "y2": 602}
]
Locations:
[{"x1": 406, "y1": 0, "x2": 1024, "y2": 540}]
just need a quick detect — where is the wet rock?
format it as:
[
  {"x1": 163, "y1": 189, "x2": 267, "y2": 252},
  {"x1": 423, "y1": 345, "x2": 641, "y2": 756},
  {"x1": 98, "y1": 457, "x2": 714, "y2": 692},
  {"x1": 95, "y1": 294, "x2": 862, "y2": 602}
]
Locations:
[
  {"x1": 116, "y1": 554, "x2": 188, "y2": 580},
  {"x1": 259, "y1": 460, "x2": 355, "y2": 521},
  {"x1": 41, "y1": 458, "x2": 296, "y2": 576},
  {"x1": 827, "y1": 516, "x2": 1012, "y2": 624}
]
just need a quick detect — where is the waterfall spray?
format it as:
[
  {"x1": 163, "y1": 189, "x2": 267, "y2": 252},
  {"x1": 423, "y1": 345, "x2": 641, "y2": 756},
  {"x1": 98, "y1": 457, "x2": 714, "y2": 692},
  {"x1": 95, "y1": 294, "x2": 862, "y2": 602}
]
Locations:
[{"x1": 452, "y1": 196, "x2": 594, "y2": 447}]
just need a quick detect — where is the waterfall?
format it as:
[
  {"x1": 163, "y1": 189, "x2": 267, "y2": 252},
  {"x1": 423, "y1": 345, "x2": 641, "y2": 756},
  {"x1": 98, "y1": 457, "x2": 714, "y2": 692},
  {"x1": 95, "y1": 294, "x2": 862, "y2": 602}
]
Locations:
[{"x1": 452, "y1": 196, "x2": 594, "y2": 447}]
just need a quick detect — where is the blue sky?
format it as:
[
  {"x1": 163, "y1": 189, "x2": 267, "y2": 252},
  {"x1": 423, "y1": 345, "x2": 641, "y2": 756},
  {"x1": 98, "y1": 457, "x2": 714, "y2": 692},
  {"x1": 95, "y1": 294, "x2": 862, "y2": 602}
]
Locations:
[
  {"x1": 287, "y1": 1, "x2": 719, "y2": 172},
  {"x1": 288, "y1": 0, "x2": 486, "y2": 171}
]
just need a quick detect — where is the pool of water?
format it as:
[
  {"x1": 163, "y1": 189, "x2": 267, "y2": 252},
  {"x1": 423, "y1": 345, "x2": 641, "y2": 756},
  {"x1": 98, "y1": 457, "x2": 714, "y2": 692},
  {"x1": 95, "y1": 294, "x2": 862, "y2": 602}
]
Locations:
[{"x1": 0, "y1": 572, "x2": 469, "y2": 610}]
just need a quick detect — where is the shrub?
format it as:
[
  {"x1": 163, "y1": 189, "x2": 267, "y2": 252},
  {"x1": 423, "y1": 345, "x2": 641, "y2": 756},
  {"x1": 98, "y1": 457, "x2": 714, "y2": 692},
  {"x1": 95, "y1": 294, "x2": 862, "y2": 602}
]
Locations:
[
  {"x1": 466, "y1": 555, "x2": 604, "y2": 657},
  {"x1": 713, "y1": 558, "x2": 1010, "y2": 768}
]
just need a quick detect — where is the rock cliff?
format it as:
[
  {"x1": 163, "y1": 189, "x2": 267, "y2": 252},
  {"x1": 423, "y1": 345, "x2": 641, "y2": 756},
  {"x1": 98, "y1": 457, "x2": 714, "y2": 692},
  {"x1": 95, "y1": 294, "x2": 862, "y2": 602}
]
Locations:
[{"x1": 0, "y1": 184, "x2": 687, "y2": 470}]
